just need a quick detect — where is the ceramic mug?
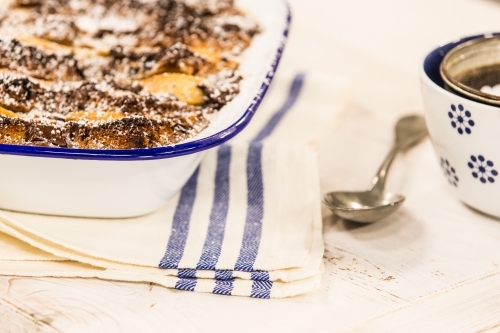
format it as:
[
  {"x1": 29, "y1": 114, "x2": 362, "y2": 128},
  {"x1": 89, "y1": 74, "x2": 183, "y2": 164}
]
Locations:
[{"x1": 422, "y1": 33, "x2": 500, "y2": 218}]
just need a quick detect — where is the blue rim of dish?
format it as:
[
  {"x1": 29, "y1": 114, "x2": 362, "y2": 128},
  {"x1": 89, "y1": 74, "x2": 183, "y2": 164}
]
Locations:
[
  {"x1": 0, "y1": 4, "x2": 291, "y2": 161},
  {"x1": 424, "y1": 32, "x2": 500, "y2": 90}
]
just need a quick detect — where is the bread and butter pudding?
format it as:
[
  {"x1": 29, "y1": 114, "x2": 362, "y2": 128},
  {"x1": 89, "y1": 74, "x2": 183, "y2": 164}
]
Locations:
[{"x1": 0, "y1": 0, "x2": 258, "y2": 149}]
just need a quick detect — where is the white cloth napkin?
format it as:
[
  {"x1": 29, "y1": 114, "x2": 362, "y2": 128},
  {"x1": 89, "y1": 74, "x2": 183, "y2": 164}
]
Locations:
[{"x1": 0, "y1": 72, "x2": 351, "y2": 298}]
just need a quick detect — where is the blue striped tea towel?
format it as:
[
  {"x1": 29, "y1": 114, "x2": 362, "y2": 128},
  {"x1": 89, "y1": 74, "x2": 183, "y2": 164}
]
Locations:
[{"x1": 0, "y1": 73, "x2": 351, "y2": 298}]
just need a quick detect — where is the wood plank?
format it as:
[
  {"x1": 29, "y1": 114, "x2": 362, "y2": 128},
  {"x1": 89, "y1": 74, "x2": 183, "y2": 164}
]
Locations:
[
  {"x1": 0, "y1": 296, "x2": 58, "y2": 333},
  {"x1": 340, "y1": 272, "x2": 500, "y2": 333}
]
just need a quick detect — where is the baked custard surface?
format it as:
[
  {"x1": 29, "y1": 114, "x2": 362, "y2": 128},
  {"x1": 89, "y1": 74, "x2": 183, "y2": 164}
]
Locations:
[{"x1": 0, "y1": 0, "x2": 258, "y2": 148}]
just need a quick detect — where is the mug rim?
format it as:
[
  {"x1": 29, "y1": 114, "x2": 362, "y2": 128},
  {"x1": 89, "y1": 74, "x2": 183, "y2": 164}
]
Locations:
[
  {"x1": 440, "y1": 36, "x2": 500, "y2": 104},
  {"x1": 421, "y1": 32, "x2": 500, "y2": 111}
]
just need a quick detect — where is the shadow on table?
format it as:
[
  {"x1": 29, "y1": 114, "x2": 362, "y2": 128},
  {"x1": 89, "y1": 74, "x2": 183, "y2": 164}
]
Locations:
[
  {"x1": 322, "y1": 207, "x2": 425, "y2": 251},
  {"x1": 464, "y1": 203, "x2": 500, "y2": 223}
]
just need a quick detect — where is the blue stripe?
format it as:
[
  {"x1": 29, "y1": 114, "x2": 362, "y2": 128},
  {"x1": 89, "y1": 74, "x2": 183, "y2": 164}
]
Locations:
[
  {"x1": 159, "y1": 168, "x2": 200, "y2": 269},
  {"x1": 178, "y1": 269, "x2": 197, "y2": 279},
  {"x1": 242, "y1": 73, "x2": 306, "y2": 297},
  {"x1": 215, "y1": 270, "x2": 233, "y2": 280},
  {"x1": 252, "y1": 73, "x2": 305, "y2": 143},
  {"x1": 175, "y1": 278, "x2": 197, "y2": 292},
  {"x1": 250, "y1": 281, "x2": 273, "y2": 299},
  {"x1": 234, "y1": 144, "x2": 264, "y2": 272},
  {"x1": 213, "y1": 280, "x2": 235, "y2": 296},
  {"x1": 213, "y1": 270, "x2": 234, "y2": 295},
  {"x1": 251, "y1": 271, "x2": 270, "y2": 281},
  {"x1": 196, "y1": 146, "x2": 232, "y2": 270}
]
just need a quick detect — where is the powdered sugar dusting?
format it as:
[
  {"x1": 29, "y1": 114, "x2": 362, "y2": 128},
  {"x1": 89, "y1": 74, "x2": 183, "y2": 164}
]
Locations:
[
  {"x1": 0, "y1": 0, "x2": 259, "y2": 149},
  {"x1": 184, "y1": 0, "x2": 233, "y2": 14}
]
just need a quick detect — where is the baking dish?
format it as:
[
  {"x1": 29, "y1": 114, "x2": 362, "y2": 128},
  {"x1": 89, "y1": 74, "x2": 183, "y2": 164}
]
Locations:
[{"x1": 0, "y1": 0, "x2": 290, "y2": 218}]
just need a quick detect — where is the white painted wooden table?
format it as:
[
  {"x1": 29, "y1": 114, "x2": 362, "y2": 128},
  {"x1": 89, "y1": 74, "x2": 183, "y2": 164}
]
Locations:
[{"x1": 3, "y1": 0, "x2": 500, "y2": 332}]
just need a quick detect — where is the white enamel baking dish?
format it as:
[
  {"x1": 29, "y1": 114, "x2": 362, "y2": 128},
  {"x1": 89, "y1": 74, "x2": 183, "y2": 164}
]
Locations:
[{"x1": 0, "y1": 0, "x2": 290, "y2": 218}]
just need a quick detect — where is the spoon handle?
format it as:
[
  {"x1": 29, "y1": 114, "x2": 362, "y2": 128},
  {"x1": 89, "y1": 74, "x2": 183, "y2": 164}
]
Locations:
[{"x1": 369, "y1": 115, "x2": 427, "y2": 194}]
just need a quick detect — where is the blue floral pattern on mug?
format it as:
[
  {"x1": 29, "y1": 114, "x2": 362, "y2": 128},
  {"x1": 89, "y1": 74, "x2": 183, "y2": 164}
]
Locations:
[
  {"x1": 448, "y1": 104, "x2": 475, "y2": 135},
  {"x1": 468, "y1": 155, "x2": 498, "y2": 184},
  {"x1": 440, "y1": 158, "x2": 459, "y2": 187}
]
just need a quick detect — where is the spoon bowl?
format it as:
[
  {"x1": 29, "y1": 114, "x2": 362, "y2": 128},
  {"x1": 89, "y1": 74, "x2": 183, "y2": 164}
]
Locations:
[{"x1": 324, "y1": 191, "x2": 406, "y2": 223}]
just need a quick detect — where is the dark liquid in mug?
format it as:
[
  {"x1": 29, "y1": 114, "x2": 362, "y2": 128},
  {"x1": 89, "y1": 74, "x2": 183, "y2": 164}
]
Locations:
[{"x1": 456, "y1": 63, "x2": 500, "y2": 90}]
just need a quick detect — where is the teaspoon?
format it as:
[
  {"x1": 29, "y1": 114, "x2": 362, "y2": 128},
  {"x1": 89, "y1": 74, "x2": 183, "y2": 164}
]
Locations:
[{"x1": 324, "y1": 115, "x2": 428, "y2": 223}]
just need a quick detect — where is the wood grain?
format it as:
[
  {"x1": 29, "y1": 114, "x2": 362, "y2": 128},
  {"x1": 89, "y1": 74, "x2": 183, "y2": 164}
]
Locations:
[
  {"x1": 0, "y1": 297, "x2": 57, "y2": 333},
  {"x1": 340, "y1": 272, "x2": 500, "y2": 333}
]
